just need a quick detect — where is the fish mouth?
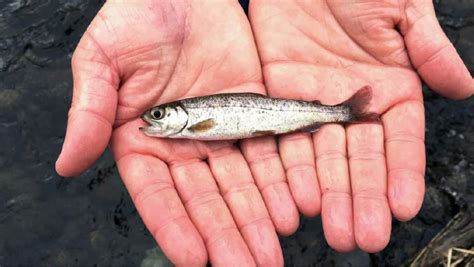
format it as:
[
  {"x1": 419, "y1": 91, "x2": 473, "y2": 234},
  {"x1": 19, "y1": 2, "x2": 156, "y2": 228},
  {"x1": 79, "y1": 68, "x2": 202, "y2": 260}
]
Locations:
[
  {"x1": 139, "y1": 117, "x2": 163, "y2": 136},
  {"x1": 139, "y1": 113, "x2": 153, "y2": 135},
  {"x1": 139, "y1": 126, "x2": 155, "y2": 136},
  {"x1": 140, "y1": 113, "x2": 154, "y2": 128}
]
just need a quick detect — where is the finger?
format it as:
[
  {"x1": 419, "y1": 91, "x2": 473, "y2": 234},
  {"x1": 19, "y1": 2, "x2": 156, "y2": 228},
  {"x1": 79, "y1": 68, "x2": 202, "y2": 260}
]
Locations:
[
  {"x1": 116, "y1": 154, "x2": 207, "y2": 266},
  {"x1": 207, "y1": 146, "x2": 283, "y2": 266},
  {"x1": 170, "y1": 160, "x2": 255, "y2": 266},
  {"x1": 279, "y1": 133, "x2": 321, "y2": 217},
  {"x1": 314, "y1": 125, "x2": 356, "y2": 252},
  {"x1": 403, "y1": 1, "x2": 474, "y2": 99},
  {"x1": 346, "y1": 124, "x2": 391, "y2": 253},
  {"x1": 56, "y1": 36, "x2": 119, "y2": 177},
  {"x1": 383, "y1": 101, "x2": 425, "y2": 221},
  {"x1": 240, "y1": 137, "x2": 299, "y2": 236}
]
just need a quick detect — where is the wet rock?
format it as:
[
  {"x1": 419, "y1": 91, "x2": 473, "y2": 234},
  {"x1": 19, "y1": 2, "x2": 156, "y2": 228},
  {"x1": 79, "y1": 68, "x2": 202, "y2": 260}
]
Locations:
[
  {"x1": 457, "y1": 26, "x2": 474, "y2": 72},
  {"x1": 0, "y1": 89, "x2": 20, "y2": 108},
  {"x1": 141, "y1": 247, "x2": 173, "y2": 267}
]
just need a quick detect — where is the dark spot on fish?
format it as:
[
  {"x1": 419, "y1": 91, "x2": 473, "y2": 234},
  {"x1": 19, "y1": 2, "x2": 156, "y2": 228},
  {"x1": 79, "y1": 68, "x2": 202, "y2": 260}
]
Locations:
[
  {"x1": 188, "y1": 118, "x2": 216, "y2": 132},
  {"x1": 252, "y1": 130, "x2": 275, "y2": 137}
]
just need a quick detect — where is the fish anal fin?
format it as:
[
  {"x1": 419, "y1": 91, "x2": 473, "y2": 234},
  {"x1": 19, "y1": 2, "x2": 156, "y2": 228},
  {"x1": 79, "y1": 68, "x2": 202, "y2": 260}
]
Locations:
[
  {"x1": 188, "y1": 118, "x2": 216, "y2": 132},
  {"x1": 348, "y1": 112, "x2": 381, "y2": 124},
  {"x1": 252, "y1": 130, "x2": 276, "y2": 137},
  {"x1": 300, "y1": 124, "x2": 321, "y2": 133}
]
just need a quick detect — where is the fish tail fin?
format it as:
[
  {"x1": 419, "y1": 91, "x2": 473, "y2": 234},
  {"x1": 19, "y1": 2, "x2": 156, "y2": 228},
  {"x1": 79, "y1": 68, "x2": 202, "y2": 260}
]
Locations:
[{"x1": 341, "y1": 86, "x2": 381, "y2": 123}]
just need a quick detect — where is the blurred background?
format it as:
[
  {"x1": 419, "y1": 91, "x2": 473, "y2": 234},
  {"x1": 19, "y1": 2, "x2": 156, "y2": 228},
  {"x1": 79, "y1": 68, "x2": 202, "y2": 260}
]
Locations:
[{"x1": 0, "y1": 0, "x2": 472, "y2": 266}]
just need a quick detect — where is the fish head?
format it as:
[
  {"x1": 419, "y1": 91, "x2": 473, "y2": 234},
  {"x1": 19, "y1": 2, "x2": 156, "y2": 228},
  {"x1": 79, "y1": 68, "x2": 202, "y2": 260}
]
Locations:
[{"x1": 140, "y1": 104, "x2": 188, "y2": 137}]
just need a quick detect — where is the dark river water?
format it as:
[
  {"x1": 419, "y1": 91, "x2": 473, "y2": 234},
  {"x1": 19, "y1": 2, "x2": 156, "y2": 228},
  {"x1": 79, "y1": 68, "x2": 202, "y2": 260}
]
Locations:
[{"x1": 0, "y1": 0, "x2": 473, "y2": 266}]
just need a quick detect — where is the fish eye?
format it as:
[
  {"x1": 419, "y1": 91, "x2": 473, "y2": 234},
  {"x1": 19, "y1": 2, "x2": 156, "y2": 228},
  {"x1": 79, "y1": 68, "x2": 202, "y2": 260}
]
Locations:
[{"x1": 151, "y1": 108, "x2": 165, "y2": 120}]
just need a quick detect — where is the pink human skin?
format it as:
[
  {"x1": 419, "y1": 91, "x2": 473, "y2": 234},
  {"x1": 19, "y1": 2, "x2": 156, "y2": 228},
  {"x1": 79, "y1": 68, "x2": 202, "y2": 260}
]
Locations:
[{"x1": 56, "y1": 0, "x2": 473, "y2": 265}]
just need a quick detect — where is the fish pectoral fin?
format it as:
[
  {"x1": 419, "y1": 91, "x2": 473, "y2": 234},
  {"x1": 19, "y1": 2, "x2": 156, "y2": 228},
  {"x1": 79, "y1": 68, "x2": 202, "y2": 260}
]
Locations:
[
  {"x1": 251, "y1": 130, "x2": 276, "y2": 137},
  {"x1": 188, "y1": 118, "x2": 216, "y2": 132}
]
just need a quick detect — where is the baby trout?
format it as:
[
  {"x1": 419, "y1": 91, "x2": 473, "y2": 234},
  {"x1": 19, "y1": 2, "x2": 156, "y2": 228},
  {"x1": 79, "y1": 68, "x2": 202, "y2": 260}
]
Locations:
[{"x1": 140, "y1": 86, "x2": 379, "y2": 140}]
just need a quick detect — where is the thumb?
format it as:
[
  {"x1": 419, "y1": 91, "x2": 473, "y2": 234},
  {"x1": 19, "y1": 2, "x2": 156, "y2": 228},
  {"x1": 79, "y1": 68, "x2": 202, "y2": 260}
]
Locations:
[
  {"x1": 402, "y1": 0, "x2": 473, "y2": 99},
  {"x1": 56, "y1": 35, "x2": 119, "y2": 177}
]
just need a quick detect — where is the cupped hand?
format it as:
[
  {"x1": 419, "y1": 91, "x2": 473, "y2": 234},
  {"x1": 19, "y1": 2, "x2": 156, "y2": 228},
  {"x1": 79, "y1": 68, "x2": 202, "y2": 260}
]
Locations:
[
  {"x1": 56, "y1": 1, "x2": 290, "y2": 265},
  {"x1": 249, "y1": 0, "x2": 473, "y2": 252}
]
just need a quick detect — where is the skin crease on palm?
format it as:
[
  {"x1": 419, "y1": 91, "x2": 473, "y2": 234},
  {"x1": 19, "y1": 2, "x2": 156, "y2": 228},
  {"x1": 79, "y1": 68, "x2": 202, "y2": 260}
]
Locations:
[{"x1": 54, "y1": 0, "x2": 473, "y2": 266}]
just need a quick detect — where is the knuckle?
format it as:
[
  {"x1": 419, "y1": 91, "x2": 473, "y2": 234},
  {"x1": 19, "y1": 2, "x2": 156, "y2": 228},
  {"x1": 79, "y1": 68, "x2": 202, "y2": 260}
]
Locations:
[
  {"x1": 317, "y1": 150, "x2": 346, "y2": 162},
  {"x1": 184, "y1": 190, "x2": 221, "y2": 209},
  {"x1": 286, "y1": 162, "x2": 315, "y2": 173},
  {"x1": 349, "y1": 149, "x2": 385, "y2": 162},
  {"x1": 222, "y1": 182, "x2": 257, "y2": 199},
  {"x1": 133, "y1": 180, "x2": 174, "y2": 205},
  {"x1": 247, "y1": 151, "x2": 280, "y2": 165},
  {"x1": 353, "y1": 188, "x2": 387, "y2": 201},
  {"x1": 238, "y1": 216, "x2": 272, "y2": 231}
]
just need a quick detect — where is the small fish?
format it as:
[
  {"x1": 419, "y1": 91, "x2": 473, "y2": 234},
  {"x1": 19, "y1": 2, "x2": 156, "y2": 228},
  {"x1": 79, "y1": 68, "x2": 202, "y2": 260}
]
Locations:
[{"x1": 140, "y1": 86, "x2": 379, "y2": 140}]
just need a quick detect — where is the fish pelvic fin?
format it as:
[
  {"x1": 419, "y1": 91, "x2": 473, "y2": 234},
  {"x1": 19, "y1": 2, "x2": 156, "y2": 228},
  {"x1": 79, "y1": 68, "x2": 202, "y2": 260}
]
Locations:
[
  {"x1": 252, "y1": 130, "x2": 276, "y2": 137},
  {"x1": 341, "y1": 86, "x2": 381, "y2": 124}
]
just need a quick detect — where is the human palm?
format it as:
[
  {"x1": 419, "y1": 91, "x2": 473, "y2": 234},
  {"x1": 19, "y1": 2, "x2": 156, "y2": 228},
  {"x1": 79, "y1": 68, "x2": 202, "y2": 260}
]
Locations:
[
  {"x1": 249, "y1": 0, "x2": 473, "y2": 252},
  {"x1": 56, "y1": 1, "x2": 287, "y2": 265}
]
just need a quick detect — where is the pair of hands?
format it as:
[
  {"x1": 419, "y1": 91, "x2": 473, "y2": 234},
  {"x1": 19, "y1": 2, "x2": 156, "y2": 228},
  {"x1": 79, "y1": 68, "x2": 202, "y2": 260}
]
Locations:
[{"x1": 56, "y1": 0, "x2": 473, "y2": 266}]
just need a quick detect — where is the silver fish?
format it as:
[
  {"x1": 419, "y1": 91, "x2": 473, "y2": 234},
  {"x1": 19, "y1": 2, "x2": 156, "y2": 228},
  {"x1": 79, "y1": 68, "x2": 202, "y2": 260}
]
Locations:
[{"x1": 140, "y1": 86, "x2": 379, "y2": 140}]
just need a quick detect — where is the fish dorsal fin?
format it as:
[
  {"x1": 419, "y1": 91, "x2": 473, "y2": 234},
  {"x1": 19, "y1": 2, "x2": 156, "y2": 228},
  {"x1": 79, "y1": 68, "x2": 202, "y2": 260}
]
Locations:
[
  {"x1": 206, "y1": 92, "x2": 266, "y2": 98},
  {"x1": 232, "y1": 92, "x2": 266, "y2": 97},
  {"x1": 188, "y1": 118, "x2": 216, "y2": 132}
]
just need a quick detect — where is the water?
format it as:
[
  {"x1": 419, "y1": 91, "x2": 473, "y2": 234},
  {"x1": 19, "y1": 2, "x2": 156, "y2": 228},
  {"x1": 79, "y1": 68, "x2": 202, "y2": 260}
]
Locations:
[{"x1": 0, "y1": 0, "x2": 472, "y2": 265}]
